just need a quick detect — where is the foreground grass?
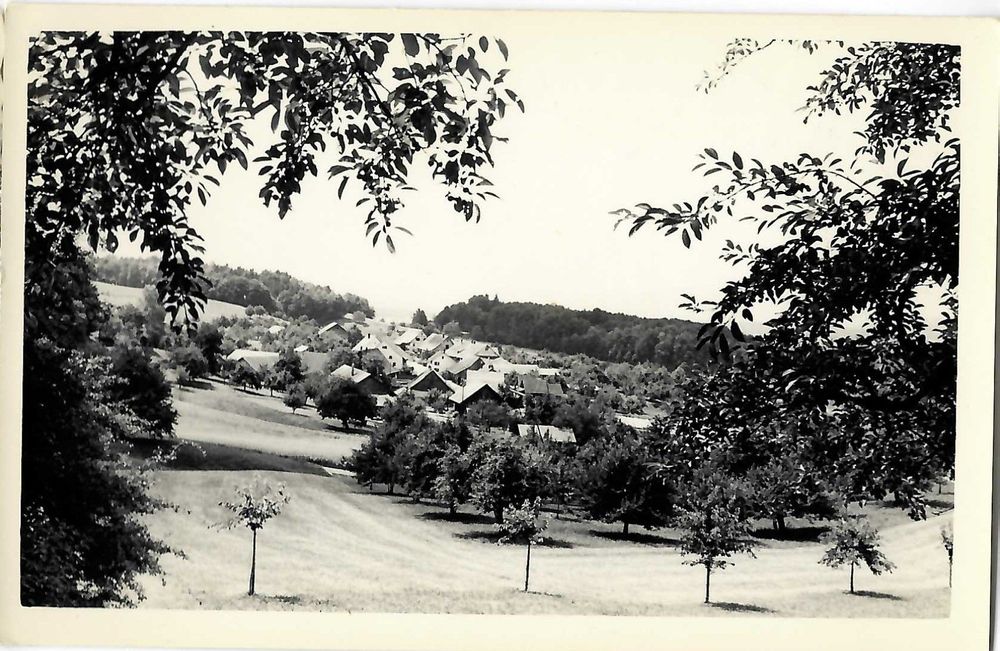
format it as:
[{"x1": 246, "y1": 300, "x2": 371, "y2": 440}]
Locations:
[
  {"x1": 137, "y1": 380, "x2": 952, "y2": 616},
  {"x1": 139, "y1": 468, "x2": 951, "y2": 617}
]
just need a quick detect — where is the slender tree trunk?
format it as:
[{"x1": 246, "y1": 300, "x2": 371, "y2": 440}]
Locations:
[
  {"x1": 388, "y1": 482, "x2": 395, "y2": 495},
  {"x1": 777, "y1": 516, "x2": 786, "y2": 533},
  {"x1": 622, "y1": 521, "x2": 630, "y2": 536},
  {"x1": 449, "y1": 502, "x2": 457, "y2": 516},
  {"x1": 248, "y1": 528, "x2": 257, "y2": 596},
  {"x1": 705, "y1": 564, "x2": 711, "y2": 604},
  {"x1": 494, "y1": 506, "x2": 504, "y2": 524},
  {"x1": 849, "y1": 561, "x2": 855, "y2": 594},
  {"x1": 948, "y1": 558, "x2": 952, "y2": 588},
  {"x1": 524, "y1": 540, "x2": 531, "y2": 592}
]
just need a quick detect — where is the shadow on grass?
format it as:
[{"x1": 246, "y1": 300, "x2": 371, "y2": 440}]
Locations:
[
  {"x1": 851, "y1": 590, "x2": 904, "y2": 601},
  {"x1": 454, "y1": 530, "x2": 576, "y2": 549},
  {"x1": 178, "y1": 379, "x2": 215, "y2": 391},
  {"x1": 924, "y1": 498, "x2": 954, "y2": 510},
  {"x1": 708, "y1": 601, "x2": 775, "y2": 614},
  {"x1": 420, "y1": 511, "x2": 497, "y2": 526},
  {"x1": 752, "y1": 525, "x2": 830, "y2": 542},
  {"x1": 590, "y1": 530, "x2": 680, "y2": 547}
]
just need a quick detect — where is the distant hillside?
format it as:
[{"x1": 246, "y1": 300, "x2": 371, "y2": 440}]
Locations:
[
  {"x1": 93, "y1": 256, "x2": 374, "y2": 324},
  {"x1": 95, "y1": 282, "x2": 248, "y2": 322},
  {"x1": 434, "y1": 295, "x2": 707, "y2": 368}
]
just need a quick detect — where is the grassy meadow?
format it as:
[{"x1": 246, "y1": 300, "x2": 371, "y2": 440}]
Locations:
[{"x1": 133, "y1": 381, "x2": 953, "y2": 617}]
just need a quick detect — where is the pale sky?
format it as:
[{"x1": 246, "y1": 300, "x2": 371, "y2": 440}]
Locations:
[{"x1": 118, "y1": 32, "x2": 860, "y2": 323}]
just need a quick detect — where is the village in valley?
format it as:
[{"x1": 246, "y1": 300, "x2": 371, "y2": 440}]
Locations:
[{"x1": 20, "y1": 26, "x2": 963, "y2": 624}]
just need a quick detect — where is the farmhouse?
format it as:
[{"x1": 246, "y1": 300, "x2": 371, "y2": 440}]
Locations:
[
  {"x1": 516, "y1": 423, "x2": 577, "y2": 444},
  {"x1": 353, "y1": 334, "x2": 412, "y2": 375},
  {"x1": 403, "y1": 369, "x2": 452, "y2": 395},
  {"x1": 520, "y1": 375, "x2": 565, "y2": 397},
  {"x1": 444, "y1": 355, "x2": 485, "y2": 382},
  {"x1": 413, "y1": 333, "x2": 449, "y2": 356},
  {"x1": 226, "y1": 349, "x2": 279, "y2": 372},
  {"x1": 449, "y1": 379, "x2": 503, "y2": 411},
  {"x1": 330, "y1": 364, "x2": 390, "y2": 395},
  {"x1": 393, "y1": 327, "x2": 425, "y2": 349}
]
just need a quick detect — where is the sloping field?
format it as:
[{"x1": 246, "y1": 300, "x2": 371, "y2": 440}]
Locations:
[
  {"x1": 138, "y1": 468, "x2": 951, "y2": 616},
  {"x1": 95, "y1": 281, "x2": 247, "y2": 322},
  {"x1": 173, "y1": 384, "x2": 367, "y2": 465}
]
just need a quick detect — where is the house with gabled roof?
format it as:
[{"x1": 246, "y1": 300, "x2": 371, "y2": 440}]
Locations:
[
  {"x1": 353, "y1": 334, "x2": 412, "y2": 375},
  {"x1": 520, "y1": 375, "x2": 565, "y2": 397},
  {"x1": 448, "y1": 379, "x2": 503, "y2": 412},
  {"x1": 444, "y1": 355, "x2": 485, "y2": 382},
  {"x1": 226, "y1": 349, "x2": 279, "y2": 372},
  {"x1": 401, "y1": 369, "x2": 452, "y2": 395},
  {"x1": 331, "y1": 364, "x2": 390, "y2": 395},
  {"x1": 414, "y1": 333, "x2": 449, "y2": 356},
  {"x1": 393, "y1": 327, "x2": 425, "y2": 349}
]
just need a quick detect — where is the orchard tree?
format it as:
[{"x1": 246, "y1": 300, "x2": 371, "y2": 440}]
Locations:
[
  {"x1": 676, "y1": 467, "x2": 756, "y2": 604},
  {"x1": 193, "y1": 323, "x2": 224, "y2": 374},
  {"x1": 819, "y1": 516, "x2": 895, "y2": 594},
  {"x1": 23, "y1": 29, "x2": 522, "y2": 603},
  {"x1": 316, "y1": 377, "x2": 377, "y2": 429},
  {"x1": 497, "y1": 498, "x2": 548, "y2": 592},
  {"x1": 616, "y1": 41, "x2": 959, "y2": 519},
  {"x1": 283, "y1": 383, "x2": 308, "y2": 414},
  {"x1": 219, "y1": 476, "x2": 290, "y2": 596},
  {"x1": 272, "y1": 348, "x2": 305, "y2": 390},
  {"x1": 576, "y1": 433, "x2": 672, "y2": 536},
  {"x1": 230, "y1": 364, "x2": 263, "y2": 391},
  {"x1": 433, "y1": 444, "x2": 474, "y2": 515},
  {"x1": 469, "y1": 437, "x2": 549, "y2": 524},
  {"x1": 171, "y1": 343, "x2": 209, "y2": 381}
]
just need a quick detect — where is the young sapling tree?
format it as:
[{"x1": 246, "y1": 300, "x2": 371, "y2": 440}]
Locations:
[
  {"x1": 676, "y1": 468, "x2": 756, "y2": 604},
  {"x1": 819, "y1": 516, "x2": 895, "y2": 594},
  {"x1": 219, "y1": 475, "x2": 290, "y2": 596},
  {"x1": 497, "y1": 498, "x2": 548, "y2": 592},
  {"x1": 941, "y1": 523, "x2": 954, "y2": 588}
]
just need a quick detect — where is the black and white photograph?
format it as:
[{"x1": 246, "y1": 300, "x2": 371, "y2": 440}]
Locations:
[{"x1": 1, "y1": 5, "x2": 997, "y2": 648}]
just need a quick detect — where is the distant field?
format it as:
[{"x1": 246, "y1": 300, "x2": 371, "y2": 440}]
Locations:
[
  {"x1": 95, "y1": 281, "x2": 247, "y2": 322},
  {"x1": 135, "y1": 383, "x2": 953, "y2": 616},
  {"x1": 173, "y1": 380, "x2": 369, "y2": 466}
]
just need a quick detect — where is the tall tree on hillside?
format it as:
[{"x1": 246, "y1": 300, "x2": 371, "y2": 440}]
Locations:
[
  {"x1": 412, "y1": 308, "x2": 429, "y2": 327},
  {"x1": 24, "y1": 30, "x2": 522, "y2": 604},
  {"x1": 193, "y1": 323, "x2": 225, "y2": 374},
  {"x1": 615, "y1": 41, "x2": 959, "y2": 519},
  {"x1": 316, "y1": 378, "x2": 377, "y2": 430}
]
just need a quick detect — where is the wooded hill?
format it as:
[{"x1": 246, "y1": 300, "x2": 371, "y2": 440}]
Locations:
[
  {"x1": 93, "y1": 256, "x2": 374, "y2": 325},
  {"x1": 434, "y1": 295, "x2": 706, "y2": 368}
]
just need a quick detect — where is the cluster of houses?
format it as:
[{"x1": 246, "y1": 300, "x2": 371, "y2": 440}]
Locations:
[{"x1": 224, "y1": 313, "x2": 588, "y2": 443}]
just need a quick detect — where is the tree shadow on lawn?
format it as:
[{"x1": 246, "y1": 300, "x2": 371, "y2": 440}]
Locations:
[
  {"x1": 752, "y1": 525, "x2": 829, "y2": 543},
  {"x1": 589, "y1": 530, "x2": 680, "y2": 547},
  {"x1": 850, "y1": 590, "x2": 904, "y2": 601},
  {"x1": 420, "y1": 510, "x2": 497, "y2": 526},
  {"x1": 177, "y1": 379, "x2": 215, "y2": 391},
  {"x1": 708, "y1": 601, "x2": 775, "y2": 614},
  {"x1": 456, "y1": 529, "x2": 576, "y2": 549}
]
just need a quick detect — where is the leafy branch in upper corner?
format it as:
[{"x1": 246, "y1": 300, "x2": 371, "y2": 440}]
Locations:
[{"x1": 27, "y1": 31, "x2": 524, "y2": 329}]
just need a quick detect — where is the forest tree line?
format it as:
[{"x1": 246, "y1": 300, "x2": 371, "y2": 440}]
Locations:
[
  {"x1": 93, "y1": 256, "x2": 374, "y2": 325},
  {"x1": 434, "y1": 295, "x2": 707, "y2": 368}
]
